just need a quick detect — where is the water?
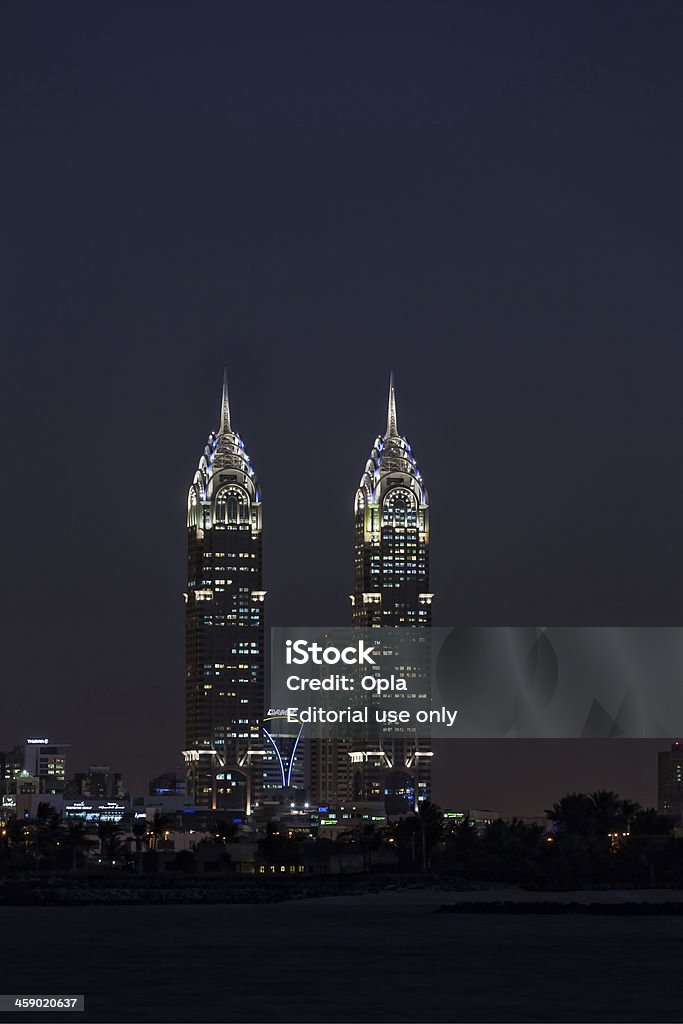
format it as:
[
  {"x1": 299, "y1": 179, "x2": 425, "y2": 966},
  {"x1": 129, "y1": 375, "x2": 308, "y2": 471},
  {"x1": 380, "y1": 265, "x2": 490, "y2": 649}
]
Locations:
[{"x1": 1, "y1": 893, "x2": 683, "y2": 1022}]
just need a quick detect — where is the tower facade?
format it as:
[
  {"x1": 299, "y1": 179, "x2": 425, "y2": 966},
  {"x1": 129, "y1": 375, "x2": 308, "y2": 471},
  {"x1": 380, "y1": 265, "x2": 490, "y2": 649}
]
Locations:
[
  {"x1": 184, "y1": 374, "x2": 266, "y2": 812},
  {"x1": 351, "y1": 374, "x2": 433, "y2": 811}
]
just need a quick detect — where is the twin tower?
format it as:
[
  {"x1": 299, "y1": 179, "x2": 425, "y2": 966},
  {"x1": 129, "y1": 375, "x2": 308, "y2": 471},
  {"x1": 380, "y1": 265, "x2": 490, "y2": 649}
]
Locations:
[{"x1": 183, "y1": 373, "x2": 433, "y2": 815}]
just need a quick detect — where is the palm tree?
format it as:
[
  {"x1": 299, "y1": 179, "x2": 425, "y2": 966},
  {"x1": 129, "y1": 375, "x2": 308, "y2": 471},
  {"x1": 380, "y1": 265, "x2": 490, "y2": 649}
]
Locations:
[
  {"x1": 444, "y1": 816, "x2": 480, "y2": 876},
  {"x1": 213, "y1": 819, "x2": 240, "y2": 845},
  {"x1": 62, "y1": 822, "x2": 96, "y2": 871},
  {"x1": 131, "y1": 818, "x2": 149, "y2": 854},
  {"x1": 34, "y1": 802, "x2": 50, "y2": 825},
  {"x1": 417, "y1": 800, "x2": 443, "y2": 869},
  {"x1": 387, "y1": 814, "x2": 419, "y2": 867},
  {"x1": 616, "y1": 798, "x2": 640, "y2": 832},
  {"x1": 6, "y1": 818, "x2": 33, "y2": 869},
  {"x1": 96, "y1": 820, "x2": 121, "y2": 860},
  {"x1": 545, "y1": 793, "x2": 596, "y2": 836},
  {"x1": 356, "y1": 823, "x2": 387, "y2": 870},
  {"x1": 257, "y1": 822, "x2": 307, "y2": 867},
  {"x1": 148, "y1": 811, "x2": 173, "y2": 850},
  {"x1": 102, "y1": 833, "x2": 125, "y2": 865},
  {"x1": 589, "y1": 790, "x2": 624, "y2": 834},
  {"x1": 34, "y1": 804, "x2": 61, "y2": 867}
]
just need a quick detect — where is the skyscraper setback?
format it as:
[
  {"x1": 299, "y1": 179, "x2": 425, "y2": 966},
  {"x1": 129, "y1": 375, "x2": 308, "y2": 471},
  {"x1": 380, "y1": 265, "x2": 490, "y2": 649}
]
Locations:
[{"x1": 184, "y1": 374, "x2": 266, "y2": 812}]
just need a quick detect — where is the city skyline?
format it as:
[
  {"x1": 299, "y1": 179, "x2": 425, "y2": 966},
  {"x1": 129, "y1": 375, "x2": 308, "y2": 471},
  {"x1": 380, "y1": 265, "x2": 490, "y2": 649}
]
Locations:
[
  {"x1": 1, "y1": 364, "x2": 677, "y2": 818},
  {"x1": 4, "y1": 3, "x2": 683, "y2": 817},
  {"x1": 6, "y1": 8, "x2": 683, "y2": 1023},
  {"x1": 2, "y1": 360, "x2": 679, "y2": 815}
]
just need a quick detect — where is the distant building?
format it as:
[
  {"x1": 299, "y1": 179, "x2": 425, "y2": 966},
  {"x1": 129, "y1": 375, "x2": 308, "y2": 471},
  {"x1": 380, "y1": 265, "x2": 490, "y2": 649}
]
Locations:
[
  {"x1": 15, "y1": 773, "x2": 41, "y2": 823},
  {"x1": 63, "y1": 799, "x2": 129, "y2": 824},
  {"x1": 149, "y1": 771, "x2": 185, "y2": 797},
  {"x1": 0, "y1": 745, "x2": 24, "y2": 795},
  {"x1": 16, "y1": 788, "x2": 62, "y2": 820},
  {"x1": 658, "y1": 741, "x2": 683, "y2": 819},
  {"x1": 307, "y1": 735, "x2": 352, "y2": 813},
  {"x1": 71, "y1": 765, "x2": 125, "y2": 800},
  {"x1": 2, "y1": 739, "x2": 70, "y2": 796},
  {"x1": 443, "y1": 809, "x2": 500, "y2": 833},
  {"x1": 131, "y1": 794, "x2": 247, "y2": 833},
  {"x1": 311, "y1": 802, "x2": 387, "y2": 840}
]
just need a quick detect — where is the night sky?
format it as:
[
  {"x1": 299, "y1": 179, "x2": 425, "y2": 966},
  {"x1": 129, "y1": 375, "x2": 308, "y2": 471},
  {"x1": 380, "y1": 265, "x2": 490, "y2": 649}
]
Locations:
[{"x1": 3, "y1": 2, "x2": 683, "y2": 815}]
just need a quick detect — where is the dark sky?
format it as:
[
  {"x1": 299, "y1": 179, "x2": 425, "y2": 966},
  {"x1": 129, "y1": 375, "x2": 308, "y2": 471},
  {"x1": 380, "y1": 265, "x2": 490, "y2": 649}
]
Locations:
[{"x1": 3, "y1": 2, "x2": 683, "y2": 815}]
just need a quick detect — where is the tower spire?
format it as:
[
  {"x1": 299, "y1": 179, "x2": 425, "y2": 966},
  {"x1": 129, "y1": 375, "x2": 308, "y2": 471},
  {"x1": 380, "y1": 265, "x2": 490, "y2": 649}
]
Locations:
[
  {"x1": 219, "y1": 367, "x2": 231, "y2": 434},
  {"x1": 385, "y1": 371, "x2": 398, "y2": 438}
]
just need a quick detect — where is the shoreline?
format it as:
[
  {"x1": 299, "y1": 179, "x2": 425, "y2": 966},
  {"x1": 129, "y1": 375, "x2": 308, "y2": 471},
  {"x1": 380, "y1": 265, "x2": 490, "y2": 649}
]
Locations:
[{"x1": 5, "y1": 875, "x2": 683, "y2": 907}]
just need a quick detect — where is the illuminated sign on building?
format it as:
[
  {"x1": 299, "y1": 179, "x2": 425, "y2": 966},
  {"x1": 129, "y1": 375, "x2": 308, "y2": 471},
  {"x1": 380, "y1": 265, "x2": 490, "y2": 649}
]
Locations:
[{"x1": 64, "y1": 801, "x2": 127, "y2": 823}]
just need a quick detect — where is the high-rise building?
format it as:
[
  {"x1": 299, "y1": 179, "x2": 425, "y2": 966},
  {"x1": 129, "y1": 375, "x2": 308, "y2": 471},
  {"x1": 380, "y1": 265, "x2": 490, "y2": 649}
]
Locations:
[
  {"x1": 0, "y1": 745, "x2": 24, "y2": 796},
  {"x1": 149, "y1": 770, "x2": 186, "y2": 797},
  {"x1": 351, "y1": 373, "x2": 433, "y2": 812},
  {"x1": 658, "y1": 740, "x2": 683, "y2": 820},
  {"x1": 70, "y1": 765, "x2": 125, "y2": 800},
  {"x1": 2, "y1": 739, "x2": 70, "y2": 796},
  {"x1": 183, "y1": 373, "x2": 266, "y2": 812},
  {"x1": 307, "y1": 375, "x2": 433, "y2": 812},
  {"x1": 352, "y1": 374, "x2": 431, "y2": 630},
  {"x1": 307, "y1": 730, "x2": 352, "y2": 809}
]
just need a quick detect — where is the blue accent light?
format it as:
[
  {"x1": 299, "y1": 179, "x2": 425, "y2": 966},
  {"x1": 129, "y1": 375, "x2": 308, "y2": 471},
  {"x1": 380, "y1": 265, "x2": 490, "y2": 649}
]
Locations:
[
  {"x1": 286, "y1": 723, "x2": 305, "y2": 787},
  {"x1": 263, "y1": 727, "x2": 287, "y2": 787}
]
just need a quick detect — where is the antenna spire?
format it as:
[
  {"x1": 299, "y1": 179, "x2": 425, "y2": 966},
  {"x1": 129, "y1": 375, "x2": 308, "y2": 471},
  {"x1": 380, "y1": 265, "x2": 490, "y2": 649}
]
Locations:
[
  {"x1": 219, "y1": 368, "x2": 232, "y2": 434},
  {"x1": 385, "y1": 371, "x2": 398, "y2": 438}
]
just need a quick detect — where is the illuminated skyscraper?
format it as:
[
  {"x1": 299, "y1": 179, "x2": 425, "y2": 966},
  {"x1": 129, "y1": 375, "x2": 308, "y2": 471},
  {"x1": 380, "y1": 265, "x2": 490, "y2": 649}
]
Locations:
[
  {"x1": 353, "y1": 373, "x2": 431, "y2": 628},
  {"x1": 183, "y1": 373, "x2": 266, "y2": 812},
  {"x1": 350, "y1": 373, "x2": 433, "y2": 811},
  {"x1": 307, "y1": 375, "x2": 433, "y2": 811}
]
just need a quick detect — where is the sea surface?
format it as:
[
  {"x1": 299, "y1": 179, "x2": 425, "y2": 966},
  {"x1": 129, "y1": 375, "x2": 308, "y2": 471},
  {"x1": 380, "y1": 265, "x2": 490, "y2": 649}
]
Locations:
[{"x1": 1, "y1": 891, "x2": 683, "y2": 1022}]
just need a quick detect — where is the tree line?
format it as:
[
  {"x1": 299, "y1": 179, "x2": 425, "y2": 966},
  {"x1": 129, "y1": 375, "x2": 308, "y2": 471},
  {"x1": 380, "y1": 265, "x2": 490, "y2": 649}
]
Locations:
[
  {"x1": 257, "y1": 791, "x2": 683, "y2": 888},
  {"x1": 2, "y1": 791, "x2": 681, "y2": 888}
]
